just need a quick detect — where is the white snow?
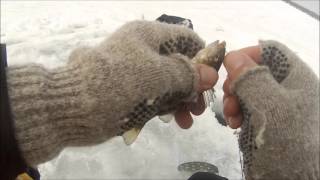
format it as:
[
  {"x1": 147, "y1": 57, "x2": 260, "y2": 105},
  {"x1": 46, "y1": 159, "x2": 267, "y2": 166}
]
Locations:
[{"x1": 1, "y1": 1, "x2": 319, "y2": 180}]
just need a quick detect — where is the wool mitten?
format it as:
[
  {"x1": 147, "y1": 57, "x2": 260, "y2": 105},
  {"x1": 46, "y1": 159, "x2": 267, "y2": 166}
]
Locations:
[
  {"x1": 6, "y1": 20, "x2": 205, "y2": 166},
  {"x1": 231, "y1": 40, "x2": 319, "y2": 180}
]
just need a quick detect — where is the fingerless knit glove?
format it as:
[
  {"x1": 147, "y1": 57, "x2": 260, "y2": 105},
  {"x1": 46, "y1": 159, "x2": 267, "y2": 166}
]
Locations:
[
  {"x1": 231, "y1": 40, "x2": 319, "y2": 180},
  {"x1": 7, "y1": 20, "x2": 205, "y2": 166}
]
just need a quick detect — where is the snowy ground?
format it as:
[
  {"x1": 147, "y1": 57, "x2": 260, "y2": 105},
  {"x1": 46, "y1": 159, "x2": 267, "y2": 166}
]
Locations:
[{"x1": 1, "y1": 1, "x2": 319, "y2": 180}]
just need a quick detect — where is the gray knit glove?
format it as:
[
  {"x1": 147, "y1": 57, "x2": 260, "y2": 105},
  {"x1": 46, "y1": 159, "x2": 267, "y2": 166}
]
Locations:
[
  {"x1": 231, "y1": 40, "x2": 319, "y2": 180},
  {"x1": 7, "y1": 20, "x2": 205, "y2": 165}
]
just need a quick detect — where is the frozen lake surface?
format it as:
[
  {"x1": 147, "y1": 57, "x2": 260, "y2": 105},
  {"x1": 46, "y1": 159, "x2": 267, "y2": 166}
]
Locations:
[{"x1": 1, "y1": 1, "x2": 318, "y2": 179}]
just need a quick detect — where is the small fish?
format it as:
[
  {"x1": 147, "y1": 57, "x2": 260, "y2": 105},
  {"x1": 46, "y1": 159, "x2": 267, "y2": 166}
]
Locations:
[
  {"x1": 192, "y1": 40, "x2": 226, "y2": 71},
  {"x1": 193, "y1": 40, "x2": 227, "y2": 126},
  {"x1": 122, "y1": 41, "x2": 226, "y2": 145}
]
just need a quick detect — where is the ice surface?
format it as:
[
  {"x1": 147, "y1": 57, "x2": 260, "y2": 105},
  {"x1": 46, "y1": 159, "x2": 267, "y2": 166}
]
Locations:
[{"x1": 1, "y1": 1, "x2": 318, "y2": 179}]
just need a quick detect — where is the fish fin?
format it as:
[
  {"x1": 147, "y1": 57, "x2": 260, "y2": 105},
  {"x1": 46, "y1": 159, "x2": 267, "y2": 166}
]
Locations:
[
  {"x1": 203, "y1": 88, "x2": 215, "y2": 107},
  {"x1": 122, "y1": 128, "x2": 141, "y2": 145},
  {"x1": 159, "y1": 114, "x2": 174, "y2": 123}
]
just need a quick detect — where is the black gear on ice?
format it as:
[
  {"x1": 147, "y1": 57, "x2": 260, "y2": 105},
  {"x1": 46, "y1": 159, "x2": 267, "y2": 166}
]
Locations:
[{"x1": 156, "y1": 14, "x2": 194, "y2": 29}]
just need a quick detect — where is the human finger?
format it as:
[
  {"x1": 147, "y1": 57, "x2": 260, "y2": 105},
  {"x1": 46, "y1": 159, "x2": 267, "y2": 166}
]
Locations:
[
  {"x1": 194, "y1": 64, "x2": 219, "y2": 92},
  {"x1": 174, "y1": 108, "x2": 193, "y2": 129},
  {"x1": 228, "y1": 114, "x2": 243, "y2": 129},
  {"x1": 190, "y1": 93, "x2": 206, "y2": 116},
  {"x1": 223, "y1": 50, "x2": 258, "y2": 82},
  {"x1": 223, "y1": 95, "x2": 241, "y2": 117},
  {"x1": 238, "y1": 45, "x2": 261, "y2": 64}
]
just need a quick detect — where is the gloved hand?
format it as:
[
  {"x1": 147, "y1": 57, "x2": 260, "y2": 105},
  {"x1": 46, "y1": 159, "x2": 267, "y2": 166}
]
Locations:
[
  {"x1": 223, "y1": 40, "x2": 319, "y2": 180},
  {"x1": 7, "y1": 20, "x2": 215, "y2": 166}
]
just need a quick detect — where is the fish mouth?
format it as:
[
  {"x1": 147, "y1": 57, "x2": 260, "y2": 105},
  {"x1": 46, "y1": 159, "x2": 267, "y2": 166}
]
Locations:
[
  {"x1": 207, "y1": 40, "x2": 226, "y2": 71},
  {"x1": 193, "y1": 40, "x2": 226, "y2": 72}
]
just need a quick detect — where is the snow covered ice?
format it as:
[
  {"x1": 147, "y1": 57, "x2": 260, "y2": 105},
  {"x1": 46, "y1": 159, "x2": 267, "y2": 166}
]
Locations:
[{"x1": 1, "y1": 1, "x2": 319, "y2": 179}]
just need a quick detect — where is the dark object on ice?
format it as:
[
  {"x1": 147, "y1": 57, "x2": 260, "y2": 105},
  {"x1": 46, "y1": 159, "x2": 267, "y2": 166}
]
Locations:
[
  {"x1": 156, "y1": 14, "x2": 193, "y2": 29},
  {"x1": 26, "y1": 167, "x2": 41, "y2": 180},
  {"x1": 0, "y1": 43, "x2": 26, "y2": 180},
  {"x1": 215, "y1": 112, "x2": 227, "y2": 126},
  {"x1": 188, "y1": 172, "x2": 228, "y2": 180},
  {"x1": 178, "y1": 161, "x2": 219, "y2": 174},
  {"x1": 0, "y1": 44, "x2": 41, "y2": 180}
]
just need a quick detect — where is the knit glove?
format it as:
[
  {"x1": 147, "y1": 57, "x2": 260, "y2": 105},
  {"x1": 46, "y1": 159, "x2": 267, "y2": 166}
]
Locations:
[
  {"x1": 6, "y1": 20, "x2": 205, "y2": 166},
  {"x1": 231, "y1": 40, "x2": 319, "y2": 180}
]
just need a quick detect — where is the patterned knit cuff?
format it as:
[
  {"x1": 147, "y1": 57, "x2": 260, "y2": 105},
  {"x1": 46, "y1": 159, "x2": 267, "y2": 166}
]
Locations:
[{"x1": 6, "y1": 64, "x2": 87, "y2": 165}]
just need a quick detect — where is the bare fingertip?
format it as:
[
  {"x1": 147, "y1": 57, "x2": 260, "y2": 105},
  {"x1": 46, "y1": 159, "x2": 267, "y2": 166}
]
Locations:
[
  {"x1": 228, "y1": 116, "x2": 242, "y2": 129},
  {"x1": 174, "y1": 111, "x2": 193, "y2": 129},
  {"x1": 196, "y1": 64, "x2": 219, "y2": 91}
]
